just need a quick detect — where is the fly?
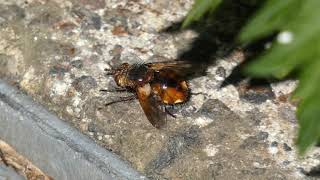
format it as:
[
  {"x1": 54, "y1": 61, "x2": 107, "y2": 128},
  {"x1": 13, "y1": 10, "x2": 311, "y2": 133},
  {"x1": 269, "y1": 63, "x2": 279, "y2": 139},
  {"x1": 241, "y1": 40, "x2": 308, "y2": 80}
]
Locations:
[{"x1": 102, "y1": 61, "x2": 191, "y2": 128}]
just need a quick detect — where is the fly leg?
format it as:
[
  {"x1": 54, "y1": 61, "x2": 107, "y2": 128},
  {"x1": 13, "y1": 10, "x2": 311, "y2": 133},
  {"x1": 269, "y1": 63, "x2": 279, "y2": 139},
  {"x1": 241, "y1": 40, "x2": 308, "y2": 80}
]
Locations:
[
  {"x1": 190, "y1": 92, "x2": 208, "y2": 96},
  {"x1": 165, "y1": 105, "x2": 176, "y2": 118},
  {"x1": 100, "y1": 88, "x2": 127, "y2": 93},
  {"x1": 104, "y1": 95, "x2": 137, "y2": 106}
]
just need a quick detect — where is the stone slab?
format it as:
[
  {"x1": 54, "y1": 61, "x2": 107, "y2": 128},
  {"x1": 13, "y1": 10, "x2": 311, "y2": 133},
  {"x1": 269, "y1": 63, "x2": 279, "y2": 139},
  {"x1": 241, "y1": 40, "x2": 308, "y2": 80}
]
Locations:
[{"x1": 0, "y1": 80, "x2": 145, "y2": 180}]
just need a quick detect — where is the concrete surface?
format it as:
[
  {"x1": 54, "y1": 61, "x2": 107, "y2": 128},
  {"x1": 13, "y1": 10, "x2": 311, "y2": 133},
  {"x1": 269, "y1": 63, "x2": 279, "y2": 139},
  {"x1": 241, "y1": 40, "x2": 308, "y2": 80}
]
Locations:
[
  {"x1": 0, "y1": 0, "x2": 320, "y2": 179},
  {"x1": 0, "y1": 80, "x2": 145, "y2": 180},
  {"x1": 0, "y1": 164, "x2": 25, "y2": 180}
]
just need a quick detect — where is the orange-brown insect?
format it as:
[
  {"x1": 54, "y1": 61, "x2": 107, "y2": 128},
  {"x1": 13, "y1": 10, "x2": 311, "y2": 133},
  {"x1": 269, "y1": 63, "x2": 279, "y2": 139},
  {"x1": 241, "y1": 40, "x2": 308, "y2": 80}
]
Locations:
[{"x1": 102, "y1": 61, "x2": 191, "y2": 128}]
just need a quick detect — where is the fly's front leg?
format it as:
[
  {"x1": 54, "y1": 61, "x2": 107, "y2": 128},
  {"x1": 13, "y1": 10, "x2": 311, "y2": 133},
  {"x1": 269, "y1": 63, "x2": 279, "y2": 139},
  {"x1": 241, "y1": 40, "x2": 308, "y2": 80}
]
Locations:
[
  {"x1": 164, "y1": 105, "x2": 176, "y2": 118},
  {"x1": 100, "y1": 88, "x2": 127, "y2": 93},
  {"x1": 104, "y1": 95, "x2": 137, "y2": 106}
]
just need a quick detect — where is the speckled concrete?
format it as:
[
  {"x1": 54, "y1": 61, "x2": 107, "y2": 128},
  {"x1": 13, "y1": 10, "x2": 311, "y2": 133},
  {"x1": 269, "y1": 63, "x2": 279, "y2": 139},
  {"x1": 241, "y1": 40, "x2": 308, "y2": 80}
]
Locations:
[
  {"x1": 0, "y1": 80, "x2": 144, "y2": 180},
  {"x1": 0, "y1": 0, "x2": 319, "y2": 179},
  {"x1": 0, "y1": 164, "x2": 25, "y2": 180}
]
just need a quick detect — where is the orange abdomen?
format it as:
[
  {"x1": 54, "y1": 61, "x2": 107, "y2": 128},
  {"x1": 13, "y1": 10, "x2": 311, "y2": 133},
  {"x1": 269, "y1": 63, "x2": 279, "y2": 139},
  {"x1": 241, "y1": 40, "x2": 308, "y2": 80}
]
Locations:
[{"x1": 152, "y1": 81, "x2": 189, "y2": 105}]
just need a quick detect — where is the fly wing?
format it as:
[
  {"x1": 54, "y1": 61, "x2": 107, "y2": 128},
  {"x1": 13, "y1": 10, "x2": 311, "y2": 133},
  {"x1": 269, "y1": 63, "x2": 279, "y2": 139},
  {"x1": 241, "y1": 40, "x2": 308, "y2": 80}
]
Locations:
[
  {"x1": 146, "y1": 61, "x2": 193, "y2": 77},
  {"x1": 137, "y1": 84, "x2": 166, "y2": 129}
]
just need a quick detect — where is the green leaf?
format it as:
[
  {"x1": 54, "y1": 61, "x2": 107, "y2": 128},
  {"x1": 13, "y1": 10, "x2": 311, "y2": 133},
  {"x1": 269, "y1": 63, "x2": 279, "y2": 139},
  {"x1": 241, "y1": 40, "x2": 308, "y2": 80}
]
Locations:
[
  {"x1": 244, "y1": 0, "x2": 320, "y2": 78},
  {"x1": 293, "y1": 60, "x2": 320, "y2": 100},
  {"x1": 183, "y1": 0, "x2": 320, "y2": 154},
  {"x1": 239, "y1": 0, "x2": 302, "y2": 43},
  {"x1": 240, "y1": 0, "x2": 320, "y2": 154},
  {"x1": 294, "y1": 59, "x2": 320, "y2": 154},
  {"x1": 296, "y1": 93, "x2": 320, "y2": 154},
  {"x1": 297, "y1": 79, "x2": 320, "y2": 155},
  {"x1": 244, "y1": 32, "x2": 320, "y2": 78},
  {"x1": 182, "y1": 0, "x2": 222, "y2": 28}
]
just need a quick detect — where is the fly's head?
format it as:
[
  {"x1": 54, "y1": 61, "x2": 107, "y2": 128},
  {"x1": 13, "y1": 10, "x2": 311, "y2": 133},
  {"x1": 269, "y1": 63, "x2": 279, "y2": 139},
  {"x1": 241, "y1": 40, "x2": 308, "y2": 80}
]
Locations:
[{"x1": 112, "y1": 63, "x2": 131, "y2": 88}]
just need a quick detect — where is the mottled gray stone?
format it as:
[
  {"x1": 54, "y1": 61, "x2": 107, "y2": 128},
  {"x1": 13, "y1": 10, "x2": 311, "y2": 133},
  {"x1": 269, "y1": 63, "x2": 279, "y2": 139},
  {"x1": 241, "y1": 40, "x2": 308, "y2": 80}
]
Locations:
[
  {"x1": 240, "y1": 131, "x2": 269, "y2": 149},
  {"x1": 237, "y1": 80, "x2": 275, "y2": 104},
  {"x1": 279, "y1": 105, "x2": 297, "y2": 123},
  {"x1": 257, "y1": 131, "x2": 269, "y2": 141},
  {"x1": 72, "y1": 75, "x2": 97, "y2": 91},
  {"x1": 0, "y1": 0, "x2": 318, "y2": 179},
  {"x1": 241, "y1": 88, "x2": 275, "y2": 104},
  {"x1": 271, "y1": 141, "x2": 279, "y2": 147},
  {"x1": 283, "y1": 143, "x2": 292, "y2": 152},
  {"x1": 302, "y1": 164, "x2": 320, "y2": 179},
  {"x1": 76, "y1": 0, "x2": 106, "y2": 10},
  {"x1": 146, "y1": 126, "x2": 200, "y2": 174},
  {"x1": 215, "y1": 66, "x2": 226, "y2": 78},
  {"x1": 197, "y1": 99, "x2": 233, "y2": 120},
  {"x1": 0, "y1": 4, "x2": 25, "y2": 22},
  {"x1": 91, "y1": 15, "x2": 102, "y2": 30},
  {"x1": 0, "y1": 164, "x2": 25, "y2": 180},
  {"x1": 49, "y1": 64, "x2": 70, "y2": 77},
  {"x1": 246, "y1": 108, "x2": 267, "y2": 126},
  {"x1": 0, "y1": 80, "x2": 145, "y2": 180},
  {"x1": 70, "y1": 60, "x2": 83, "y2": 69}
]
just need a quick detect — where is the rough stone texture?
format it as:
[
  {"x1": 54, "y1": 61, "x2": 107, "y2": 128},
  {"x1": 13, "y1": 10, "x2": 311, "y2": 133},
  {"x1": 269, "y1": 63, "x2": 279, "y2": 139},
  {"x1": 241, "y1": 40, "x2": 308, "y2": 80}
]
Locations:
[
  {"x1": 0, "y1": 80, "x2": 143, "y2": 180},
  {"x1": 0, "y1": 164, "x2": 25, "y2": 180},
  {"x1": 0, "y1": 0, "x2": 319, "y2": 179}
]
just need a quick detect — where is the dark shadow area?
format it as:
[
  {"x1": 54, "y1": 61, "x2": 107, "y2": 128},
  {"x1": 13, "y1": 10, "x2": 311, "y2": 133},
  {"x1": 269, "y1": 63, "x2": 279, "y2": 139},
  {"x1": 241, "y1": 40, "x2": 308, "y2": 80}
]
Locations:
[
  {"x1": 162, "y1": 0, "x2": 266, "y2": 80},
  {"x1": 220, "y1": 35, "x2": 277, "y2": 87},
  {"x1": 302, "y1": 164, "x2": 320, "y2": 178}
]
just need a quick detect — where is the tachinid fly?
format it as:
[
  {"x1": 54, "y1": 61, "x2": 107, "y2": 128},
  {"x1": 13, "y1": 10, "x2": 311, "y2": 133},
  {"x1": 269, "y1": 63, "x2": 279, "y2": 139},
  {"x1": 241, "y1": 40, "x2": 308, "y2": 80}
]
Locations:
[{"x1": 103, "y1": 61, "x2": 191, "y2": 128}]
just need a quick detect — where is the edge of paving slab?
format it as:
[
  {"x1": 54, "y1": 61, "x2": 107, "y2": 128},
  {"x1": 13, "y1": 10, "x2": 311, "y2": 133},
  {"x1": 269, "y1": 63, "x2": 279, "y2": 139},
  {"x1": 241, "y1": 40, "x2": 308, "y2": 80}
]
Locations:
[{"x1": 0, "y1": 79, "x2": 146, "y2": 180}]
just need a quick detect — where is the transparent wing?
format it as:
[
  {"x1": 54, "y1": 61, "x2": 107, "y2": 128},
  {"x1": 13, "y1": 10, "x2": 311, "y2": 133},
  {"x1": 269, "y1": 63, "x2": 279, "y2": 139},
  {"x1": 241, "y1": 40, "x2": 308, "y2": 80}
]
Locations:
[{"x1": 146, "y1": 61, "x2": 193, "y2": 78}]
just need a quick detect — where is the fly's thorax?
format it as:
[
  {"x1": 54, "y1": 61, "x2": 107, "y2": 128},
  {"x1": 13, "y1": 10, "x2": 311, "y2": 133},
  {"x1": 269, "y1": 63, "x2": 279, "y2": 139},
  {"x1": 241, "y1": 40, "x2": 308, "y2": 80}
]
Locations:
[
  {"x1": 113, "y1": 63, "x2": 154, "y2": 88},
  {"x1": 128, "y1": 64, "x2": 154, "y2": 86}
]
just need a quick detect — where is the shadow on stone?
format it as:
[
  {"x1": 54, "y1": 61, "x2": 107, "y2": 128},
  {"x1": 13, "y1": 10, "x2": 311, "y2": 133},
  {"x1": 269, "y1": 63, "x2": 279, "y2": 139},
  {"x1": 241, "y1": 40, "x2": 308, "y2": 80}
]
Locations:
[
  {"x1": 145, "y1": 126, "x2": 200, "y2": 177},
  {"x1": 303, "y1": 164, "x2": 320, "y2": 178},
  {"x1": 162, "y1": 0, "x2": 264, "y2": 80}
]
